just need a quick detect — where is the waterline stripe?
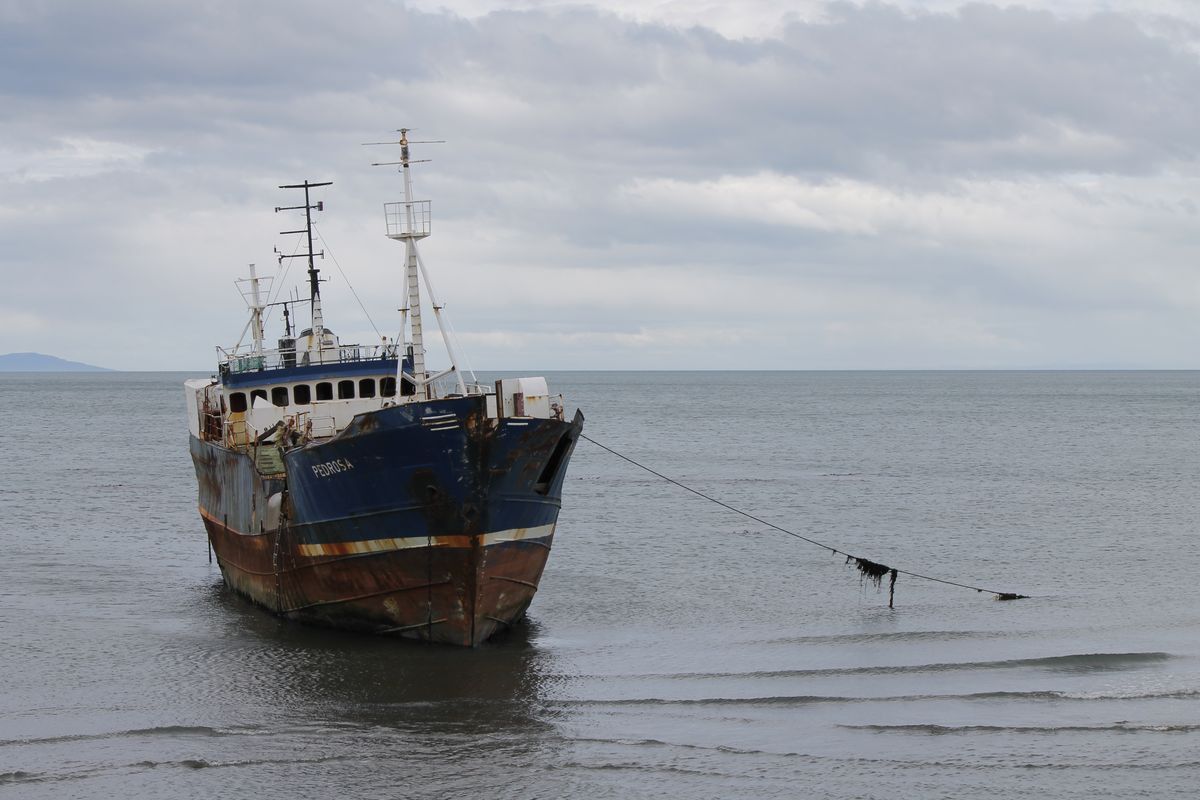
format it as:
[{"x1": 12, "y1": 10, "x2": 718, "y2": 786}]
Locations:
[{"x1": 296, "y1": 523, "x2": 555, "y2": 557}]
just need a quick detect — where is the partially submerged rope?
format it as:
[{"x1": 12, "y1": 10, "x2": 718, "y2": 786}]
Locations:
[{"x1": 580, "y1": 434, "x2": 1029, "y2": 607}]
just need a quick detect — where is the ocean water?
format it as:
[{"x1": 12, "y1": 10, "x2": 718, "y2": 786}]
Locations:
[{"x1": 2, "y1": 370, "x2": 1200, "y2": 798}]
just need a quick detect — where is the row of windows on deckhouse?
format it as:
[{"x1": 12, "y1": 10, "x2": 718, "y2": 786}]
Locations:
[{"x1": 227, "y1": 376, "x2": 413, "y2": 413}]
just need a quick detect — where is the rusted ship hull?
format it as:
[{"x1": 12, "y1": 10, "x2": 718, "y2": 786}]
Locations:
[{"x1": 189, "y1": 395, "x2": 582, "y2": 646}]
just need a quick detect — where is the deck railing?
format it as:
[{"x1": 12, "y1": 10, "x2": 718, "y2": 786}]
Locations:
[{"x1": 218, "y1": 342, "x2": 404, "y2": 375}]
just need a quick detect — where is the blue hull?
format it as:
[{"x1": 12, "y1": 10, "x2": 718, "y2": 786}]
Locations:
[{"x1": 190, "y1": 395, "x2": 583, "y2": 645}]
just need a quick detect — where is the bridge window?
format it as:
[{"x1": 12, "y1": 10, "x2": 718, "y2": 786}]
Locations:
[
  {"x1": 316, "y1": 382, "x2": 333, "y2": 401},
  {"x1": 359, "y1": 378, "x2": 376, "y2": 398},
  {"x1": 271, "y1": 386, "x2": 289, "y2": 407},
  {"x1": 228, "y1": 392, "x2": 247, "y2": 413},
  {"x1": 293, "y1": 384, "x2": 311, "y2": 405},
  {"x1": 338, "y1": 380, "x2": 355, "y2": 399},
  {"x1": 380, "y1": 377, "x2": 396, "y2": 397},
  {"x1": 250, "y1": 389, "x2": 267, "y2": 407}
]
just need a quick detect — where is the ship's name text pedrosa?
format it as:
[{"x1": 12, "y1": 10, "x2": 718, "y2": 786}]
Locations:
[{"x1": 312, "y1": 458, "x2": 355, "y2": 478}]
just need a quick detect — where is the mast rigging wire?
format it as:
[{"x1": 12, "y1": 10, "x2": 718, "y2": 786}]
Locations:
[
  {"x1": 268, "y1": 236, "x2": 304, "y2": 307},
  {"x1": 440, "y1": 308, "x2": 479, "y2": 386},
  {"x1": 314, "y1": 227, "x2": 383, "y2": 341}
]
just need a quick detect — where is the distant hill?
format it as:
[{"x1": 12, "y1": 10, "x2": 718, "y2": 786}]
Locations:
[{"x1": 0, "y1": 352, "x2": 112, "y2": 372}]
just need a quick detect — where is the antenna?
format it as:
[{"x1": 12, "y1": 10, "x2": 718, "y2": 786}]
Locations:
[
  {"x1": 362, "y1": 128, "x2": 445, "y2": 168},
  {"x1": 275, "y1": 179, "x2": 331, "y2": 341}
]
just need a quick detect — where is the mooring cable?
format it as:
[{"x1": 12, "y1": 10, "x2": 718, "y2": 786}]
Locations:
[{"x1": 580, "y1": 434, "x2": 1029, "y2": 605}]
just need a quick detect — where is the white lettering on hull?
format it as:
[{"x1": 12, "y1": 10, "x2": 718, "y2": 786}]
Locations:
[{"x1": 311, "y1": 458, "x2": 355, "y2": 478}]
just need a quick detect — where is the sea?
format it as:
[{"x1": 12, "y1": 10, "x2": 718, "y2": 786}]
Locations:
[{"x1": 2, "y1": 370, "x2": 1199, "y2": 799}]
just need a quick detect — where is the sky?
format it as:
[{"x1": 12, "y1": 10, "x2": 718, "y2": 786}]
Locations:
[{"x1": 3, "y1": 0, "x2": 1200, "y2": 371}]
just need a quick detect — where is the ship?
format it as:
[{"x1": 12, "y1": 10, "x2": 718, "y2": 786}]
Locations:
[{"x1": 183, "y1": 131, "x2": 583, "y2": 646}]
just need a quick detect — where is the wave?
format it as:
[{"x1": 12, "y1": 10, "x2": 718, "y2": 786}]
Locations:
[
  {"x1": 556, "y1": 686, "x2": 1200, "y2": 708},
  {"x1": 0, "y1": 753, "x2": 359, "y2": 787},
  {"x1": 608, "y1": 651, "x2": 1173, "y2": 681},
  {"x1": 151, "y1": 754, "x2": 356, "y2": 770},
  {"x1": 761, "y1": 629, "x2": 1016, "y2": 645},
  {"x1": 842, "y1": 722, "x2": 1200, "y2": 735},
  {"x1": 0, "y1": 724, "x2": 266, "y2": 748},
  {"x1": 0, "y1": 771, "x2": 41, "y2": 784},
  {"x1": 559, "y1": 695, "x2": 870, "y2": 707},
  {"x1": 564, "y1": 735, "x2": 802, "y2": 759}
]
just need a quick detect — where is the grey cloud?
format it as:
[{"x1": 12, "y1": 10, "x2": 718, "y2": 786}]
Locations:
[
  {"x1": 6, "y1": 2, "x2": 1195, "y2": 178},
  {"x1": 2, "y1": 1, "x2": 1200, "y2": 369}
]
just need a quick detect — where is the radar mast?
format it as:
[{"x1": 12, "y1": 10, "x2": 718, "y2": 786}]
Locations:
[
  {"x1": 365, "y1": 128, "x2": 468, "y2": 400},
  {"x1": 276, "y1": 180, "x2": 332, "y2": 362}
]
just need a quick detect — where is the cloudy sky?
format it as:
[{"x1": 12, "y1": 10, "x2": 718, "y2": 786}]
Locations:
[{"x1": 3, "y1": 0, "x2": 1200, "y2": 370}]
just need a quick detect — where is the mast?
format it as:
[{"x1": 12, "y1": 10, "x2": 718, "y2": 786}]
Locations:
[
  {"x1": 368, "y1": 128, "x2": 469, "y2": 399},
  {"x1": 399, "y1": 132, "x2": 427, "y2": 393},
  {"x1": 276, "y1": 180, "x2": 331, "y2": 359},
  {"x1": 230, "y1": 262, "x2": 273, "y2": 357},
  {"x1": 247, "y1": 263, "x2": 264, "y2": 355}
]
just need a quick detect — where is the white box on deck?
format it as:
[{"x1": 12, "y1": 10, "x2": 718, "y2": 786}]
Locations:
[
  {"x1": 496, "y1": 376, "x2": 551, "y2": 418},
  {"x1": 184, "y1": 378, "x2": 209, "y2": 437},
  {"x1": 184, "y1": 378, "x2": 220, "y2": 438}
]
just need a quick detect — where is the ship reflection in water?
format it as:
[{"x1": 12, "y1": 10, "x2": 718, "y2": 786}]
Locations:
[{"x1": 200, "y1": 582, "x2": 559, "y2": 737}]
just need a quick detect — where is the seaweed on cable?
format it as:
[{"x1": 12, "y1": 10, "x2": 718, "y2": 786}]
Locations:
[
  {"x1": 847, "y1": 555, "x2": 889, "y2": 586},
  {"x1": 846, "y1": 556, "x2": 900, "y2": 608}
]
